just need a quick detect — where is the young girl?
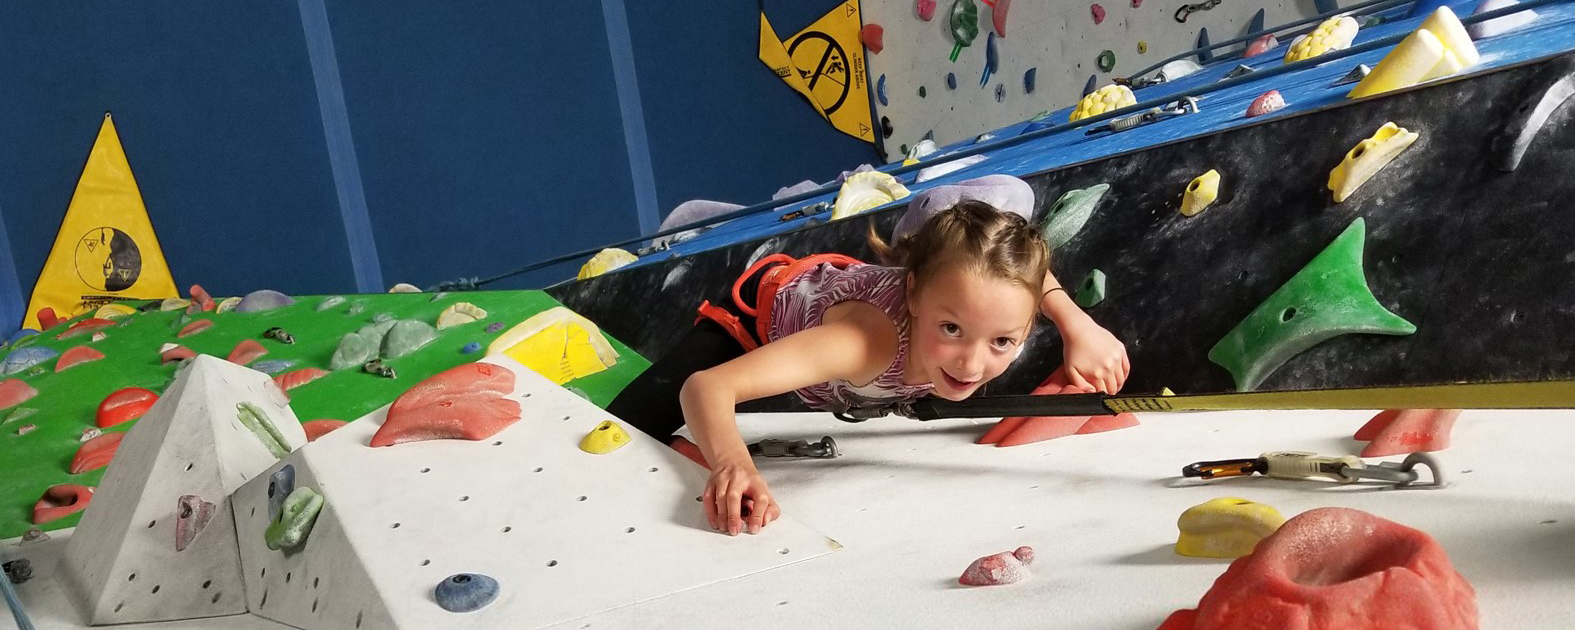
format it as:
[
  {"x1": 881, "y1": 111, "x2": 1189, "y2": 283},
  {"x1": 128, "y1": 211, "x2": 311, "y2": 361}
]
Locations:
[{"x1": 607, "y1": 200, "x2": 1129, "y2": 537}]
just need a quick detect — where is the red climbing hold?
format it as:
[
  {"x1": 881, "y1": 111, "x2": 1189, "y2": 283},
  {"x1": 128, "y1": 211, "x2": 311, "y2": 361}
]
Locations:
[
  {"x1": 990, "y1": 0, "x2": 1012, "y2": 36},
  {"x1": 98, "y1": 387, "x2": 159, "y2": 428},
  {"x1": 1355, "y1": 409, "x2": 1460, "y2": 457},
  {"x1": 1157, "y1": 507, "x2": 1477, "y2": 630},
  {"x1": 227, "y1": 339, "x2": 268, "y2": 365},
  {"x1": 369, "y1": 362, "x2": 522, "y2": 447},
  {"x1": 37, "y1": 307, "x2": 62, "y2": 330},
  {"x1": 1077, "y1": 411, "x2": 1140, "y2": 434},
  {"x1": 1132, "y1": 0, "x2": 1142, "y2": 7},
  {"x1": 59, "y1": 318, "x2": 114, "y2": 339},
  {"x1": 55, "y1": 346, "x2": 106, "y2": 373},
  {"x1": 70, "y1": 432, "x2": 126, "y2": 474},
  {"x1": 177, "y1": 319, "x2": 214, "y2": 338},
  {"x1": 0, "y1": 379, "x2": 39, "y2": 411},
  {"x1": 917, "y1": 0, "x2": 936, "y2": 20},
  {"x1": 274, "y1": 368, "x2": 330, "y2": 392},
  {"x1": 670, "y1": 436, "x2": 710, "y2": 470},
  {"x1": 160, "y1": 344, "x2": 196, "y2": 365},
  {"x1": 860, "y1": 24, "x2": 884, "y2": 54},
  {"x1": 979, "y1": 366, "x2": 1138, "y2": 446},
  {"x1": 303, "y1": 419, "x2": 349, "y2": 442},
  {"x1": 32, "y1": 484, "x2": 95, "y2": 525},
  {"x1": 1247, "y1": 90, "x2": 1287, "y2": 117},
  {"x1": 1091, "y1": 3, "x2": 1106, "y2": 24},
  {"x1": 188, "y1": 284, "x2": 216, "y2": 313},
  {"x1": 1244, "y1": 33, "x2": 1278, "y2": 57},
  {"x1": 959, "y1": 546, "x2": 1035, "y2": 586}
]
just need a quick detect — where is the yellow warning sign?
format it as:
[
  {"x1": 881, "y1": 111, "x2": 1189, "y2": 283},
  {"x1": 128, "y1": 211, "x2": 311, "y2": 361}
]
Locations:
[
  {"x1": 23, "y1": 114, "x2": 178, "y2": 329},
  {"x1": 759, "y1": 1, "x2": 874, "y2": 143}
]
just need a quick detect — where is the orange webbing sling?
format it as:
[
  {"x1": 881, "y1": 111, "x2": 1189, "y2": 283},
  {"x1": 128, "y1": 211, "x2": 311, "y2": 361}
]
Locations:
[{"x1": 694, "y1": 253, "x2": 862, "y2": 352}]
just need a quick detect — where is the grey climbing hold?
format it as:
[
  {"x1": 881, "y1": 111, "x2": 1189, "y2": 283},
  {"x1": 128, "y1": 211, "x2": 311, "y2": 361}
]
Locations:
[
  {"x1": 946, "y1": 72, "x2": 957, "y2": 89},
  {"x1": 249, "y1": 359, "x2": 298, "y2": 375},
  {"x1": 1040, "y1": 184, "x2": 1111, "y2": 250},
  {"x1": 995, "y1": 83, "x2": 1006, "y2": 102},
  {"x1": 331, "y1": 331, "x2": 377, "y2": 370},
  {"x1": 1224, "y1": 64, "x2": 1256, "y2": 79},
  {"x1": 1024, "y1": 67, "x2": 1037, "y2": 93},
  {"x1": 877, "y1": 74, "x2": 888, "y2": 106},
  {"x1": 434, "y1": 573, "x2": 500, "y2": 613},
  {"x1": 1496, "y1": 56, "x2": 1575, "y2": 172},
  {"x1": 1333, "y1": 64, "x2": 1371, "y2": 86},
  {"x1": 2, "y1": 347, "x2": 57, "y2": 376},
  {"x1": 235, "y1": 290, "x2": 295, "y2": 313},
  {"x1": 1076, "y1": 269, "x2": 1108, "y2": 308},
  {"x1": 315, "y1": 296, "x2": 346, "y2": 312},
  {"x1": 175, "y1": 495, "x2": 216, "y2": 552},
  {"x1": 1197, "y1": 28, "x2": 1212, "y2": 63},
  {"x1": 1156, "y1": 59, "x2": 1201, "y2": 82},
  {"x1": 485, "y1": 322, "x2": 505, "y2": 333},
  {"x1": 347, "y1": 303, "x2": 365, "y2": 316},
  {"x1": 383, "y1": 320, "x2": 438, "y2": 359},
  {"x1": 1082, "y1": 74, "x2": 1098, "y2": 97},
  {"x1": 372, "y1": 312, "x2": 393, "y2": 324},
  {"x1": 268, "y1": 465, "x2": 296, "y2": 522},
  {"x1": 1248, "y1": 7, "x2": 1265, "y2": 34},
  {"x1": 461, "y1": 342, "x2": 482, "y2": 354}
]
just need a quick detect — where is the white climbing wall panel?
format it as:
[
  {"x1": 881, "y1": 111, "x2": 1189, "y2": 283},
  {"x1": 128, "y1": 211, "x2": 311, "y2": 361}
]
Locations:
[
  {"x1": 231, "y1": 355, "x2": 839, "y2": 630},
  {"x1": 863, "y1": 0, "x2": 1329, "y2": 156},
  {"x1": 55, "y1": 355, "x2": 306, "y2": 625}
]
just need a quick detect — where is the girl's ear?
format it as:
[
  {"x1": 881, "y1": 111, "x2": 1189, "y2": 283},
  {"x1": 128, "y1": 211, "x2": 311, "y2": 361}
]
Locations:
[{"x1": 905, "y1": 272, "x2": 917, "y2": 302}]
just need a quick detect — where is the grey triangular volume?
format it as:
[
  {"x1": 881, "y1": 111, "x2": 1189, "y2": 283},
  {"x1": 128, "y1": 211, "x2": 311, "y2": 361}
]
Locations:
[
  {"x1": 55, "y1": 355, "x2": 306, "y2": 625},
  {"x1": 1197, "y1": 28, "x2": 1213, "y2": 63}
]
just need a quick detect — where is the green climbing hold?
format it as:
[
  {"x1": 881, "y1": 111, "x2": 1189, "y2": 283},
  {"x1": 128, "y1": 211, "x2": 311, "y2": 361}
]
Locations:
[
  {"x1": 383, "y1": 320, "x2": 438, "y2": 359},
  {"x1": 264, "y1": 487, "x2": 324, "y2": 551},
  {"x1": 1040, "y1": 183, "x2": 1110, "y2": 249},
  {"x1": 1207, "y1": 219, "x2": 1417, "y2": 391},
  {"x1": 949, "y1": 0, "x2": 980, "y2": 62},
  {"x1": 1098, "y1": 50, "x2": 1117, "y2": 73},
  {"x1": 900, "y1": 144, "x2": 910, "y2": 155},
  {"x1": 236, "y1": 401, "x2": 291, "y2": 459},
  {"x1": 919, "y1": 86, "x2": 927, "y2": 98},
  {"x1": 1076, "y1": 269, "x2": 1107, "y2": 308}
]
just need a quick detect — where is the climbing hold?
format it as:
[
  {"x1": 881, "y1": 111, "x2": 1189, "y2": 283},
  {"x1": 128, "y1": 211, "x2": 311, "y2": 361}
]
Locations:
[
  {"x1": 160, "y1": 344, "x2": 196, "y2": 365},
  {"x1": 177, "y1": 319, "x2": 213, "y2": 338},
  {"x1": 387, "y1": 283, "x2": 421, "y2": 293},
  {"x1": 160, "y1": 297, "x2": 191, "y2": 311},
  {"x1": 1023, "y1": 67, "x2": 1036, "y2": 93},
  {"x1": 384, "y1": 320, "x2": 439, "y2": 359},
  {"x1": 370, "y1": 362, "x2": 522, "y2": 447},
  {"x1": 949, "y1": 0, "x2": 980, "y2": 61},
  {"x1": 946, "y1": 72, "x2": 957, "y2": 89},
  {"x1": 577, "y1": 248, "x2": 637, "y2": 280},
  {"x1": 237, "y1": 401, "x2": 291, "y2": 458},
  {"x1": 0, "y1": 379, "x2": 38, "y2": 413},
  {"x1": 346, "y1": 302, "x2": 364, "y2": 316},
  {"x1": 916, "y1": 155, "x2": 988, "y2": 183},
  {"x1": 917, "y1": 0, "x2": 936, "y2": 20},
  {"x1": 273, "y1": 368, "x2": 329, "y2": 392},
  {"x1": 1334, "y1": 63, "x2": 1372, "y2": 86},
  {"x1": 1348, "y1": 10, "x2": 1476, "y2": 99},
  {"x1": 1197, "y1": 28, "x2": 1212, "y2": 63},
  {"x1": 994, "y1": 83, "x2": 1006, "y2": 102},
  {"x1": 70, "y1": 431, "x2": 125, "y2": 474},
  {"x1": 268, "y1": 465, "x2": 296, "y2": 522},
  {"x1": 1097, "y1": 49, "x2": 1116, "y2": 72},
  {"x1": 1244, "y1": 33, "x2": 1277, "y2": 57},
  {"x1": 1138, "y1": 40, "x2": 1148, "y2": 54},
  {"x1": 372, "y1": 312, "x2": 393, "y2": 324},
  {"x1": 1075, "y1": 269, "x2": 1107, "y2": 308},
  {"x1": 917, "y1": 86, "x2": 927, "y2": 98},
  {"x1": 1469, "y1": 0, "x2": 1538, "y2": 39},
  {"x1": 235, "y1": 289, "x2": 295, "y2": 313},
  {"x1": 980, "y1": 32, "x2": 999, "y2": 87},
  {"x1": 248, "y1": 359, "x2": 296, "y2": 374},
  {"x1": 303, "y1": 419, "x2": 347, "y2": 442},
  {"x1": 1077, "y1": 411, "x2": 1140, "y2": 433},
  {"x1": 1246, "y1": 90, "x2": 1286, "y2": 117},
  {"x1": 1070, "y1": 85, "x2": 1133, "y2": 122},
  {"x1": 1132, "y1": 0, "x2": 1142, "y2": 6},
  {"x1": 580, "y1": 420, "x2": 632, "y2": 454},
  {"x1": 97, "y1": 387, "x2": 157, "y2": 427},
  {"x1": 437, "y1": 302, "x2": 488, "y2": 330},
  {"x1": 175, "y1": 494, "x2": 216, "y2": 552},
  {"x1": 1355, "y1": 408, "x2": 1461, "y2": 457},
  {"x1": 435, "y1": 573, "x2": 500, "y2": 613},
  {"x1": 1180, "y1": 169, "x2": 1221, "y2": 216},
  {"x1": 1079, "y1": 75, "x2": 1097, "y2": 99},
  {"x1": 1175, "y1": 497, "x2": 1286, "y2": 559},
  {"x1": 330, "y1": 330, "x2": 377, "y2": 371},
  {"x1": 959, "y1": 546, "x2": 1034, "y2": 585},
  {"x1": 1284, "y1": 16, "x2": 1358, "y2": 64},
  {"x1": 461, "y1": 342, "x2": 482, "y2": 354},
  {"x1": 1248, "y1": 7, "x2": 1265, "y2": 34},
  {"x1": 94, "y1": 303, "x2": 137, "y2": 320},
  {"x1": 59, "y1": 318, "x2": 114, "y2": 339},
  {"x1": 1158, "y1": 508, "x2": 1477, "y2": 630},
  {"x1": 1091, "y1": 3, "x2": 1105, "y2": 24},
  {"x1": 1495, "y1": 57, "x2": 1575, "y2": 172},
  {"x1": 32, "y1": 484, "x2": 94, "y2": 524},
  {"x1": 981, "y1": 366, "x2": 1136, "y2": 445},
  {"x1": 1328, "y1": 122, "x2": 1419, "y2": 203},
  {"x1": 187, "y1": 284, "x2": 216, "y2": 312},
  {"x1": 36, "y1": 307, "x2": 62, "y2": 329},
  {"x1": 3, "y1": 347, "x2": 58, "y2": 375},
  {"x1": 316, "y1": 295, "x2": 346, "y2": 312},
  {"x1": 880, "y1": 115, "x2": 894, "y2": 139},
  {"x1": 1207, "y1": 219, "x2": 1417, "y2": 391},
  {"x1": 264, "y1": 487, "x2": 324, "y2": 551},
  {"x1": 79, "y1": 427, "x2": 102, "y2": 442},
  {"x1": 216, "y1": 296, "x2": 241, "y2": 313},
  {"x1": 53, "y1": 345, "x2": 103, "y2": 373},
  {"x1": 1222, "y1": 64, "x2": 1255, "y2": 79},
  {"x1": 489, "y1": 307, "x2": 621, "y2": 383},
  {"x1": 876, "y1": 74, "x2": 888, "y2": 106},
  {"x1": 832, "y1": 171, "x2": 910, "y2": 220},
  {"x1": 2, "y1": 406, "x2": 37, "y2": 426},
  {"x1": 227, "y1": 339, "x2": 269, "y2": 366},
  {"x1": 860, "y1": 23, "x2": 884, "y2": 53},
  {"x1": 1161, "y1": 387, "x2": 1175, "y2": 396},
  {"x1": 17, "y1": 423, "x2": 36, "y2": 436},
  {"x1": 1156, "y1": 59, "x2": 1202, "y2": 81},
  {"x1": 1040, "y1": 183, "x2": 1110, "y2": 249}
]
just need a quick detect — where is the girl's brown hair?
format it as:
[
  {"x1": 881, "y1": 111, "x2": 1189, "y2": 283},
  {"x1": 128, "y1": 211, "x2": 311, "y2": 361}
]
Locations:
[{"x1": 868, "y1": 199, "x2": 1051, "y2": 298}]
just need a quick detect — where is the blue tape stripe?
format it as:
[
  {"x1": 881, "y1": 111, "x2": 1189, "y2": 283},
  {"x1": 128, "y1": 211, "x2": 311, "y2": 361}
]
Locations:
[
  {"x1": 601, "y1": 0, "x2": 661, "y2": 234},
  {"x1": 298, "y1": 0, "x2": 384, "y2": 293},
  {"x1": 0, "y1": 200, "x2": 25, "y2": 333}
]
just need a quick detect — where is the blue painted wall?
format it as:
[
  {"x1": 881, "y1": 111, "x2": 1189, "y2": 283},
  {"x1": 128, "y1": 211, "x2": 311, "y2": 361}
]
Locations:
[{"x1": 0, "y1": 1, "x2": 879, "y2": 328}]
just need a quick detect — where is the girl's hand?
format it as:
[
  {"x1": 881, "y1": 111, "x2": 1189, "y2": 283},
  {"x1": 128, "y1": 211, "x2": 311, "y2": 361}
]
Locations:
[
  {"x1": 703, "y1": 460, "x2": 781, "y2": 535},
  {"x1": 1060, "y1": 318, "x2": 1130, "y2": 394}
]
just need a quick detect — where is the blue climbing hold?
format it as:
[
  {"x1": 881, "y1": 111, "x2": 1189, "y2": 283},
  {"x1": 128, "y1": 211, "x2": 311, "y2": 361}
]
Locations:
[
  {"x1": 877, "y1": 74, "x2": 888, "y2": 106},
  {"x1": 2, "y1": 347, "x2": 58, "y2": 376},
  {"x1": 250, "y1": 360, "x2": 298, "y2": 375},
  {"x1": 461, "y1": 342, "x2": 482, "y2": 354},
  {"x1": 1024, "y1": 67, "x2": 1037, "y2": 94},
  {"x1": 1197, "y1": 28, "x2": 1213, "y2": 63},
  {"x1": 980, "y1": 32, "x2": 999, "y2": 87},
  {"x1": 268, "y1": 465, "x2": 295, "y2": 523},
  {"x1": 7, "y1": 330, "x2": 38, "y2": 345},
  {"x1": 1405, "y1": 0, "x2": 1451, "y2": 18},
  {"x1": 1248, "y1": 8, "x2": 1265, "y2": 35},
  {"x1": 435, "y1": 573, "x2": 500, "y2": 613},
  {"x1": 1082, "y1": 74, "x2": 1098, "y2": 97},
  {"x1": 946, "y1": 72, "x2": 957, "y2": 90}
]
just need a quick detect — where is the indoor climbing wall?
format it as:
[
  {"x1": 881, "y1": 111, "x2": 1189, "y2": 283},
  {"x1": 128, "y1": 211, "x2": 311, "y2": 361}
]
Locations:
[{"x1": 861, "y1": 0, "x2": 1321, "y2": 158}]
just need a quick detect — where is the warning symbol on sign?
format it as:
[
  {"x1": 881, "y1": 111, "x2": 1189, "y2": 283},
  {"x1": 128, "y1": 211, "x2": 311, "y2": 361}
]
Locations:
[{"x1": 758, "y1": 2, "x2": 873, "y2": 143}]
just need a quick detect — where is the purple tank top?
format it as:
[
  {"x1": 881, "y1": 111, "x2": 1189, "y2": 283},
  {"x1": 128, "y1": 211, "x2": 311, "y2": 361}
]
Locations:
[{"x1": 766, "y1": 262, "x2": 934, "y2": 411}]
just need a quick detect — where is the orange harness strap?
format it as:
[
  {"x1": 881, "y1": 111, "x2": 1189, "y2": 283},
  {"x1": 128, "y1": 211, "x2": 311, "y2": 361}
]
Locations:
[{"x1": 694, "y1": 253, "x2": 863, "y2": 352}]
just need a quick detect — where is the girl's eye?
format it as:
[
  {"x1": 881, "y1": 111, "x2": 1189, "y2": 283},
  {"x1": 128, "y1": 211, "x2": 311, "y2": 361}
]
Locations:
[
  {"x1": 941, "y1": 323, "x2": 961, "y2": 336},
  {"x1": 993, "y1": 337, "x2": 1016, "y2": 349}
]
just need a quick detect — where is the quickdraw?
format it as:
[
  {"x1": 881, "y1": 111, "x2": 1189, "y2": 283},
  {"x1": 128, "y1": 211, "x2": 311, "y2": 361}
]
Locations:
[{"x1": 1175, "y1": 0, "x2": 1222, "y2": 22}]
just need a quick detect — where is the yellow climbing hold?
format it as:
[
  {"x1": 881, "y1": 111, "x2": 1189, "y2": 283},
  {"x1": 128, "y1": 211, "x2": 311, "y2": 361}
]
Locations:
[
  {"x1": 94, "y1": 304, "x2": 137, "y2": 319},
  {"x1": 1328, "y1": 122, "x2": 1419, "y2": 203},
  {"x1": 1070, "y1": 85, "x2": 1136, "y2": 122},
  {"x1": 1138, "y1": 41, "x2": 1148, "y2": 54},
  {"x1": 387, "y1": 283, "x2": 422, "y2": 293},
  {"x1": 159, "y1": 297, "x2": 190, "y2": 311},
  {"x1": 1179, "y1": 169, "x2": 1221, "y2": 217},
  {"x1": 1175, "y1": 497, "x2": 1286, "y2": 559},
  {"x1": 1283, "y1": 16, "x2": 1359, "y2": 64},
  {"x1": 1349, "y1": 8, "x2": 1479, "y2": 99},
  {"x1": 435, "y1": 302, "x2": 488, "y2": 330},
  {"x1": 831, "y1": 171, "x2": 910, "y2": 220},
  {"x1": 1160, "y1": 387, "x2": 1175, "y2": 396},
  {"x1": 577, "y1": 248, "x2": 638, "y2": 280},
  {"x1": 487, "y1": 306, "x2": 620, "y2": 384},
  {"x1": 579, "y1": 420, "x2": 632, "y2": 454},
  {"x1": 216, "y1": 296, "x2": 241, "y2": 313}
]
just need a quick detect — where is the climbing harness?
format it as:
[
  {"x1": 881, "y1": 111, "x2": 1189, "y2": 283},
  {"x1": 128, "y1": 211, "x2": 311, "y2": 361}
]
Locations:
[
  {"x1": 1175, "y1": 0, "x2": 1222, "y2": 23},
  {"x1": 1182, "y1": 451, "x2": 1445, "y2": 489}
]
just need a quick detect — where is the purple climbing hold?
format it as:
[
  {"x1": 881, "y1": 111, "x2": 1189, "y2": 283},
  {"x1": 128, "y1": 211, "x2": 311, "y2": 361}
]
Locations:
[
  {"x1": 1024, "y1": 67, "x2": 1037, "y2": 93},
  {"x1": 235, "y1": 290, "x2": 296, "y2": 313},
  {"x1": 485, "y1": 322, "x2": 505, "y2": 333}
]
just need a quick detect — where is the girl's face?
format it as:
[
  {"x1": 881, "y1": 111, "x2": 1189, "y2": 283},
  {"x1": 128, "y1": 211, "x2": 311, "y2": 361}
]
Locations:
[{"x1": 906, "y1": 266, "x2": 1037, "y2": 401}]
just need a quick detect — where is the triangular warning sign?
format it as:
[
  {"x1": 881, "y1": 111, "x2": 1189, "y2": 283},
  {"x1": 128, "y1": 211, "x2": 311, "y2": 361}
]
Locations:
[{"x1": 24, "y1": 114, "x2": 179, "y2": 330}]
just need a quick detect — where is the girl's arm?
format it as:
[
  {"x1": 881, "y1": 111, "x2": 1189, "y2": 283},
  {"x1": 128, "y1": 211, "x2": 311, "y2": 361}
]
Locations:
[{"x1": 1039, "y1": 270, "x2": 1130, "y2": 394}]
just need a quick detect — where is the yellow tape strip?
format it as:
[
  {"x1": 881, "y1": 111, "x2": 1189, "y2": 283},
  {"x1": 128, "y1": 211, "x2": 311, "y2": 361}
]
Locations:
[{"x1": 1105, "y1": 380, "x2": 1575, "y2": 413}]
